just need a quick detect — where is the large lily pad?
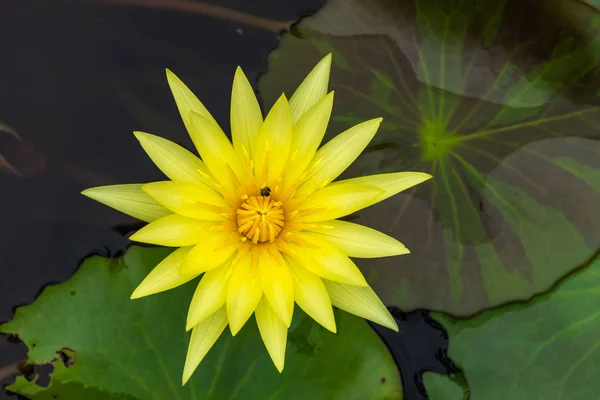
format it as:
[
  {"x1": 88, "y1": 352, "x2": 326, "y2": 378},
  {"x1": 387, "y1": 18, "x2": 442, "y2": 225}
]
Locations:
[
  {"x1": 259, "y1": 0, "x2": 600, "y2": 315},
  {"x1": 427, "y1": 253, "x2": 600, "y2": 399},
  {"x1": 0, "y1": 246, "x2": 402, "y2": 400},
  {"x1": 422, "y1": 373, "x2": 466, "y2": 400}
]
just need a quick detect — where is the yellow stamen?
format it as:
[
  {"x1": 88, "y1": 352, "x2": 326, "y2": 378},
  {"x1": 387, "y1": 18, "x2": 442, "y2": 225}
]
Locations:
[{"x1": 236, "y1": 195, "x2": 285, "y2": 243}]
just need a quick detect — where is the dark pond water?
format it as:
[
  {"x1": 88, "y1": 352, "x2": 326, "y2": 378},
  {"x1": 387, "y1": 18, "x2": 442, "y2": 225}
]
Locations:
[{"x1": 0, "y1": 1, "x2": 455, "y2": 399}]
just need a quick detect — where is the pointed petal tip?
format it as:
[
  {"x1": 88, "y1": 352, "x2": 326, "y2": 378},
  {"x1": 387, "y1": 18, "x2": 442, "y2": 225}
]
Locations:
[
  {"x1": 327, "y1": 322, "x2": 337, "y2": 334},
  {"x1": 128, "y1": 231, "x2": 140, "y2": 241},
  {"x1": 378, "y1": 312, "x2": 399, "y2": 332},
  {"x1": 275, "y1": 362, "x2": 284, "y2": 373},
  {"x1": 410, "y1": 171, "x2": 434, "y2": 181},
  {"x1": 229, "y1": 324, "x2": 242, "y2": 336},
  {"x1": 181, "y1": 371, "x2": 192, "y2": 386},
  {"x1": 127, "y1": 231, "x2": 150, "y2": 244},
  {"x1": 165, "y1": 69, "x2": 180, "y2": 85},
  {"x1": 132, "y1": 131, "x2": 149, "y2": 140},
  {"x1": 80, "y1": 187, "x2": 110, "y2": 201},
  {"x1": 404, "y1": 172, "x2": 434, "y2": 187},
  {"x1": 374, "y1": 304, "x2": 399, "y2": 332},
  {"x1": 234, "y1": 66, "x2": 245, "y2": 76},
  {"x1": 319, "y1": 52, "x2": 332, "y2": 67},
  {"x1": 275, "y1": 93, "x2": 289, "y2": 104},
  {"x1": 130, "y1": 287, "x2": 146, "y2": 300},
  {"x1": 390, "y1": 242, "x2": 410, "y2": 256},
  {"x1": 233, "y1": 66, "x2": 250, "y2": 86},
  {"x1": 81, "y1": 187, "x2": 105, "y2": 199},
  {"x1": 355, "y1": 279, "x2": 369, "y2": 288},
  {"x1": 346, "y1": 270, "x2": 369, "y2": 287}
]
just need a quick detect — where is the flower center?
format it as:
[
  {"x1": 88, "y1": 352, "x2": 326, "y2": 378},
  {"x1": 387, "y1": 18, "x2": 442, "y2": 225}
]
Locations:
[{"x1": 236, "y1": 192, "x2": 285, "y2": 244}]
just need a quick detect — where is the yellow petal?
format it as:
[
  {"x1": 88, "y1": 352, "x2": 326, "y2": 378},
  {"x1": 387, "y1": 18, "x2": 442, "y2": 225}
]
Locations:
[
  {"x1": 283, "y1": 92, "x2": 334, "y2": 188},
  {"x1": 166, "y1": 69, "x2": 218, "y2": 133},
  {"x1": 182, "y1": 306, "x2": 228, "y2": 385},
  {"x1": 142, "y1": 181, "x2": 228, "y2": 221},
  {"x1": 331, "y1": 172, "x2": 433, "y2": 208},
  {"x1": 323, "y1": 279, "x2": 398, "y2": 332},
  {"x1": 253, "y1": 95, "x2": 293, "y2": 185},
  {"x1": 289, "y1": 53, "x2": 332, "y2": 123},
  {"x1": 186, "y1": 262, "x2": 231, "y2": 330},
  {"x1": 287, "y1": 233, "x2": 367, "y2": 286},
  {"x1": 286, "y1": 256, "x2": 336, "y2": 333},
  {"x1": 255, "y1": 297, "x2": 287, "y2": 373},
  {"x1": 188, "y1": 112, "x2": 246, "y2": 195},
  {"x1": 81, "y1": 184, "x2": 171, "y2": 223},
  {"x1": 307, "y1": 220, "x2": 409, "y2": 258},
  {"x1": 180, "y1": 232, "x2": 238, "y2": 276},
  {"x1": 129, "y1": 214, "x2": 215, "y2": 246},
  {"x1": 231, "y1": 67, "x2": 263, "y2": 159},
  {"x1": 258, "y1": 249, "x2": 294, "y2": 327},
  {"x1": 227, "y1": 250, "x2": 263, "y2": 335},
  {"x1": 131, "y1": 247, "x2": 195, "y2": 299},
  {"x1": 133, "y1": 131, "x2": 211, "y2": 185},
  {"x1": 297, "y1": 118, "x2": 382, "y2": 195},
  {"x1": 295, "y1": 183, "x2": 383, "y2": 222}
]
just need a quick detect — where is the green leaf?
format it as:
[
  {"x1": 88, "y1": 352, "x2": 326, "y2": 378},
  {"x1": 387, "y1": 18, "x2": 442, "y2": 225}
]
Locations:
[
  {"x1": 422, "y1": 373, "x2": 467, "y2": 400},
  {"x1": 430, "y1": 253, "x2": 600, "y2": 399},
  {"x1": 0, "y1": 246, "x2": 402, "y2": 400},
  {"x1": 259, "y1": 0, "x2": 600, "y2": 315}
]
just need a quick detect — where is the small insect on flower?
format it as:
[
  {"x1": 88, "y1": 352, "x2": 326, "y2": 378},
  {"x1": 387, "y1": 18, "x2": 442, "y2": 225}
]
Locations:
[
  {"x1": 260, "y1": 186, "x2": 271, "y2": 197},
  {"x1": 81, "y1": 53, "x2": 432, "y2": 385}
]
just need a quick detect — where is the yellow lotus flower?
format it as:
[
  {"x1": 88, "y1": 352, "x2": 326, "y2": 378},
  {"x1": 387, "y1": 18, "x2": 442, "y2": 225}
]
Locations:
[{"x1": 82, "y1": 54, "x2": 431, "y2": 384}]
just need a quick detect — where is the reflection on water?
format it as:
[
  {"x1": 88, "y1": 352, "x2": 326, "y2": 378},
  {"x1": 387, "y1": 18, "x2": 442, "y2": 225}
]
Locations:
[{"x1": 261, "y1": 0, "x2": 600, "y2": 316}]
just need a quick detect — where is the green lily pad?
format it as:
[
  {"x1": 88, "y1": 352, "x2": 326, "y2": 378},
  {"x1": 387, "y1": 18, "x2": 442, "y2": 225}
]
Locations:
[
  {"x1": 259, "y1": 0, "x2": 600, "y2": 315},
  {"x1": 0, "y1": 246, "x2": 402, "y2": 400},
  {"x1": 422, "y1": 373, "x2": 467, "y2": 400},
  {"x1": 428, "y1": 254, "x2": 600, "y2": 399}
]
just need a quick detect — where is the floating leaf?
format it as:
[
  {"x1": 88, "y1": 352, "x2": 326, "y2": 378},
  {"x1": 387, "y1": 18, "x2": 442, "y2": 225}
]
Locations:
[
  {"x1": 422, "y1": 373, "x2": 466, "y2": 400},
  {"x1": 429, "y1": 253, "x2": 600, "y2": 399},
  {"x1": 260, "y1": 0, "x2": 600, "y2": 314},
  {"x1": 0, "y1": 246, "x2": 402, "y2": 400}
]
